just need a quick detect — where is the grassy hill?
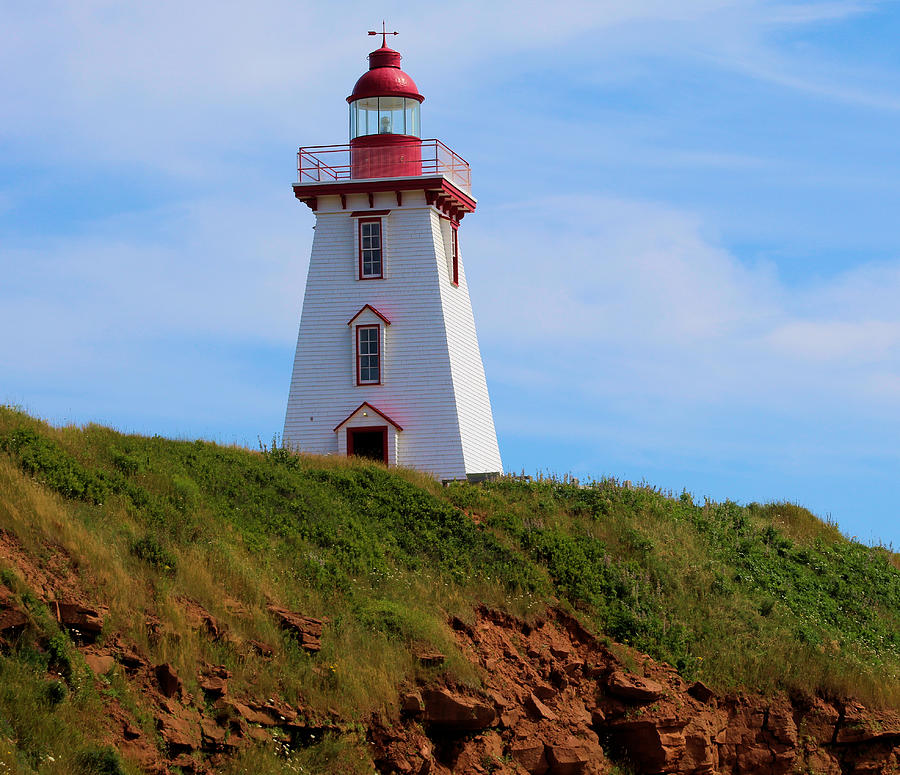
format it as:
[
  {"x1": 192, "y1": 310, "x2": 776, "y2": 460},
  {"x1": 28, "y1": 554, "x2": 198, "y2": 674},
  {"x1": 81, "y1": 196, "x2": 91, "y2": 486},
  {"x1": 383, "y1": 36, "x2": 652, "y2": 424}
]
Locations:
[{"x1": 0, "y1": 405, "x2": 898, "y2": 774}]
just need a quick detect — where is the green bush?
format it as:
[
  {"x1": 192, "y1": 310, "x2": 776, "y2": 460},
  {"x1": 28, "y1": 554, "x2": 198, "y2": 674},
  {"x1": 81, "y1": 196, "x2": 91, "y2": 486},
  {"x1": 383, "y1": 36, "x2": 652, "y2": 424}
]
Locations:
[
  {"x1": 2, "y1": 428, "x2": 109, "y2": 504},
  {"x1": 43, "y1": 679, "x2": 67, "y2": 706},
  {"x1": 130, "y1": 535, "x2": 177, "y2": 573},
  {"x1": 75, "y1": 746, "x2": 127, "y2": 775},
  {"x1": 109, "y1": 448, "x2": 143, "y2": 476}
]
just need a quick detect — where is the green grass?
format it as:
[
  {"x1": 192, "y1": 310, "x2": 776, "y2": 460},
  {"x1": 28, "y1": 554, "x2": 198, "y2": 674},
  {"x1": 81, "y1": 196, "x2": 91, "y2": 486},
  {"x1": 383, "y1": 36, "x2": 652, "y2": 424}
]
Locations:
[{"x1": 0, "y1": 405, "x2": 898, "y2": 772}]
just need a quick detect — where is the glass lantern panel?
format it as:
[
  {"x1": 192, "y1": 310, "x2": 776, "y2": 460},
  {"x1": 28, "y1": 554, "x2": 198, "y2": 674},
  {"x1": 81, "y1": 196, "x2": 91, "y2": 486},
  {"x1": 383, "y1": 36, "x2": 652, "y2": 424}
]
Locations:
[
  {"x1": 350, "y1": 97, "x2": 421, "y2": 138},
  {"x1": 349, "y1": 97, "x2": 378, "y2": 138},
  {"x1": 375, "y1": 95, "x2": 403, "y2": 135},
  {"x1": 367, "y1": 99, "x2": 380, "y2": 135},
  {"x1": 404, "y1": 99, "x2": 421, "y2": 138}
]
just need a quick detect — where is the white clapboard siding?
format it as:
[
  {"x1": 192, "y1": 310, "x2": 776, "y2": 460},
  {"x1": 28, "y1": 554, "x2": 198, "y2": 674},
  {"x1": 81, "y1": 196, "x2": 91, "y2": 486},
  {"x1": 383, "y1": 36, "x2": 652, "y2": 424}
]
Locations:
[{"x1": 284, "y1": 187, "x2": 502, "y2": 481}]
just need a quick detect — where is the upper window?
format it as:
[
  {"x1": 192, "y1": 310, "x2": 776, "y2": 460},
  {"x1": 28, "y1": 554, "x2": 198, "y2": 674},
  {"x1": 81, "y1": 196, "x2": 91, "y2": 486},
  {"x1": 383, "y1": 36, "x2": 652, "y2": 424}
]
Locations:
[
  {"x1": 451, "y1": 224, "x2": 459, "y2": 286},
  {"x1": 359, "y1": 219, "x2": 383, "y2": 279},
  {"x1": 357, "y1": 325, "x2": 381, "y2": 385}
]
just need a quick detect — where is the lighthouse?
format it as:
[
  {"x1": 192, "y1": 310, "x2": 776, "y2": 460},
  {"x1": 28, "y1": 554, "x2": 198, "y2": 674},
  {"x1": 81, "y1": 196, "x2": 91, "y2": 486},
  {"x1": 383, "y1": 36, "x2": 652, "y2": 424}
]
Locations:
[{"x1": 283, "y1": 31, "x2": 502, "y2": 482}]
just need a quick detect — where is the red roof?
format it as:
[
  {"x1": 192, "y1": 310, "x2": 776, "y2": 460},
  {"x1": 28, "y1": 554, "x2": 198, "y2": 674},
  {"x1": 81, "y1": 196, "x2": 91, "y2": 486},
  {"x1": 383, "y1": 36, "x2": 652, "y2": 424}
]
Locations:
[
  {"x1": 346, "y1": 304, "x2": 391, "y2": 326},
  {"x1": 347, "y1": 45, "x2": 424, "y2": 104},
  {"x1": 333, "y1": 402, "x2": 404, "y2": 432}
]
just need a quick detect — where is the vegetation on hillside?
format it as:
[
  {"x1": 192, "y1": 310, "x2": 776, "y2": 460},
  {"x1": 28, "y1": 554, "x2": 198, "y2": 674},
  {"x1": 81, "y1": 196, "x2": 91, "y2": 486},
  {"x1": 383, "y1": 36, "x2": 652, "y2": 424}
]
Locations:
[{"x1": 0, "y1": 405, "x2": 898, "y2": 773}]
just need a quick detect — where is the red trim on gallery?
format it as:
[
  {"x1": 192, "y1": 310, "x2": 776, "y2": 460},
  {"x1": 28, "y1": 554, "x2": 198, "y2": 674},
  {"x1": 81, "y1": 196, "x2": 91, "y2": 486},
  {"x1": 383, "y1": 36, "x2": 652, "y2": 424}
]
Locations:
[
  {"x1": 347, "y1": 304, "x2": 391, "y2": 326},
  {"x1": 333, "y1": 402, "x2": 404, "y2": 432},
  {"x1": 294, "y1": 176, "x2": 475, "y2": 213}
]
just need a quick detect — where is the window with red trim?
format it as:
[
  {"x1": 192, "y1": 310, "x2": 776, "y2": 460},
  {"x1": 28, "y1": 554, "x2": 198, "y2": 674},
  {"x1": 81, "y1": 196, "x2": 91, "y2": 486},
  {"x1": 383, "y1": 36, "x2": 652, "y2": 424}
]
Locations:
[
  {"x1": 359, "y1": 218, "x2": 383, "y2": 279},
  {"x1": 450, "y1": 224, "x2": 459, "y2": 286},
  {"x1": 356, "y1": 325, "x2": 381, "y2": 384}
]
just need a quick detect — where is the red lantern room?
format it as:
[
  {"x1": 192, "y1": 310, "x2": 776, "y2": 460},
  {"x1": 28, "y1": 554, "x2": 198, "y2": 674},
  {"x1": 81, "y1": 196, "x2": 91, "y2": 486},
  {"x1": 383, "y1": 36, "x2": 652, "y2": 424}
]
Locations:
[{"x1": 347, "y1": 37, "x2": 424, "y2": 179}]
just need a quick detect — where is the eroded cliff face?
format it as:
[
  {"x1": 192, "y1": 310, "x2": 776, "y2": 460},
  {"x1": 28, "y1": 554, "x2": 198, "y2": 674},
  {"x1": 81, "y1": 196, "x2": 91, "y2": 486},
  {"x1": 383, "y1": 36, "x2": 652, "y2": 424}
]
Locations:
[
  {"x1": 371, "y1": 607, "x2": 900, "y2": 775},
  {"x1": 2, "y1": 520, "x2": 898, "y2": 774}
]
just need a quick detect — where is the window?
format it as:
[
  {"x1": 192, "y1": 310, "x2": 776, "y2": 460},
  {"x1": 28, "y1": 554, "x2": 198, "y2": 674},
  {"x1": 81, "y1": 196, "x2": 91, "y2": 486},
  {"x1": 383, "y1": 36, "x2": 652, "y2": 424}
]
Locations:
[
  {"x1": 349, "y1": 97, "x2": 421, "y2": 139},
  {"x1": 356, "y1": 325, "x2": 381, "y2": 385},
  {"x1": 359, "y1": 219, "x2": 383, "y2": 279},
  {"x1": 451, "y1": 224, "x2": 459, "y2": 286}
]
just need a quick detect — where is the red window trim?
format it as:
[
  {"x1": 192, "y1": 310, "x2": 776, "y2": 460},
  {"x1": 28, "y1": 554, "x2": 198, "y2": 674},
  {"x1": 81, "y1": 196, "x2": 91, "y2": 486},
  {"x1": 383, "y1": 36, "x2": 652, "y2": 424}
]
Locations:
[
  {"x1": 356, "y1": 323, "x2": 381, "y2": 386},
  {"x1": 333, "y1": 402, "x2": 403, "y2": 432},
  {"x1": 358, "y1": 217, "x2": 384, "y2": 280},
  {"x1": 350, "y1": 209, "x2": 391, "y2": 217},
  {"x1": 346, "y1": 425, "x2": 388, "y2": 464},
  {"x1": 450, "y1": 221, "x2": 459, "y2": 286},
  {"x1": 346, "y1": 303, "x2": 391, "y2": 327}
]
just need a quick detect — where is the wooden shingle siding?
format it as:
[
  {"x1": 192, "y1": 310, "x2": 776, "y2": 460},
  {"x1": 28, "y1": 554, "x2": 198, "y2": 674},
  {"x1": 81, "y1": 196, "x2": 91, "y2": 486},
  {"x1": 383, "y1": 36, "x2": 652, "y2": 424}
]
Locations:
[{"x1": 284, "y1": 187, "x2": 502, "y2": 481}]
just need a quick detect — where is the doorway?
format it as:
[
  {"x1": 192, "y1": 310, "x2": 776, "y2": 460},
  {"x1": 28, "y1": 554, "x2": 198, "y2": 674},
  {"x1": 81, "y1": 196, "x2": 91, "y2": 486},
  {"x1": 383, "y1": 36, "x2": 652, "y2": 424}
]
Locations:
[{"x1": 347, "y1": 426, "x2": 388, "y2": 463}]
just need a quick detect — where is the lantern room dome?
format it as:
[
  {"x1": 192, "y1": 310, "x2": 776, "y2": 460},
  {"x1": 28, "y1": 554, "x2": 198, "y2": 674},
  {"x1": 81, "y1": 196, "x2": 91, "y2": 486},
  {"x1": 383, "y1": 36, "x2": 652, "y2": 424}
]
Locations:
[{"x1": 347, "y1": 44, "x2": 424, "y2": 103}]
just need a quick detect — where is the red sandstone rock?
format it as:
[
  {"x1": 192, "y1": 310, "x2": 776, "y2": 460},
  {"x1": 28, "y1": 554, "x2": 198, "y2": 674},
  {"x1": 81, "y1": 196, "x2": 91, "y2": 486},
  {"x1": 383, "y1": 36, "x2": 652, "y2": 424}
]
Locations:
[
  {"x1": 154, "y1": 662, "x2": 182, "y2": 698},
  {"x1": 123, "y1": 721, "x2": 142, "y2": 740},
  {"x1": 525, "y1": 692, "x2": 557, "y2": 721},
  {"x1": 157, "y1": 712, "x2": 200, "y2": 752},
  {"x1": 266, "y1": 605, "x2": 325, "y2": 652},
  {"x1": 563, "y1": 659, "x2": 584, "y2": 676},
  {"x1": 51, "y1": 601, "x2": 103, "y2": 636},
  {"x1": 608, "y1": 718, "x2": 690, "y2": 772},
  {"x1": 687, "y1": 680, "x2": 715, "y2": 703},
  {"x1": 415, "y1": 650, "x2": 446, "y2": 667},
  {"x1": 84, "y1": 652, "x2": 115, "y2": 675},
  {"x1": 200, "y1": 718, "x2": 226, "y2": 749},
  {"x1": 199, "y1": 676, "x2": 227, "y2": 697},
  {"x1": 0, "y1": 601, "x2": 27, "y2": 635},
  {"x1": 508, "y1": 740, "x2": 548, "y2": 774},
  {"x1": 836, "y1": 702, "x2": 900, "y2": 744},
  {"x1": 401, "y1": 691, "x2": 424, "y2": 715},
  {"x1": 421, "y1": 687, "x2": 496, "y2": 730},
  {"x1": 533, "y1": 682, "x2": 557, "y2": 702},
  {"x1": 116, "y1": 645, "x2": 148, "y2": 672},
  {"x1": 798, "y1": 697, "x2": 841, "y2": 745},
  {"x1": 546, "y1": 740, "x2": 589, "y2": 775},
  {"x1": 605, "y1": 670, "x2": 665, "y2": 703},
  {"x1": 247, "y1": 638, "x2": 274, "y2": 657}
]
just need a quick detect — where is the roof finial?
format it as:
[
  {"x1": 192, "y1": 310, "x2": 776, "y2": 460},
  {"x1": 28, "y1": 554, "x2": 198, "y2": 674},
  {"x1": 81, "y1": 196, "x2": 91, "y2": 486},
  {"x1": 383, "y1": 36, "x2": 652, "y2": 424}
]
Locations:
[{"x1": 368, "y1": 21, "x2": 398, "y2": 48}]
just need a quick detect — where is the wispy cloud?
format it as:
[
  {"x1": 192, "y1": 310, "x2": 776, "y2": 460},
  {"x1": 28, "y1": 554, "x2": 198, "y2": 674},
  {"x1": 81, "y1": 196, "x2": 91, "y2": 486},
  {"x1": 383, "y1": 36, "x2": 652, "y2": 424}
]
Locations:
[{"x1": 469, "y1": 195, "x2": 900, "y2": 416}]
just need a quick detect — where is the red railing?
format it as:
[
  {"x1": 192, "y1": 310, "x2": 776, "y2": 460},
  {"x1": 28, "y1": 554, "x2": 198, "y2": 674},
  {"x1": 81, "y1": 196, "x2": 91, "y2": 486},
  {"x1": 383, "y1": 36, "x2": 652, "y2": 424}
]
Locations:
[{"x1": 297, "y1": 139, "x2": 471, "y2": 193}]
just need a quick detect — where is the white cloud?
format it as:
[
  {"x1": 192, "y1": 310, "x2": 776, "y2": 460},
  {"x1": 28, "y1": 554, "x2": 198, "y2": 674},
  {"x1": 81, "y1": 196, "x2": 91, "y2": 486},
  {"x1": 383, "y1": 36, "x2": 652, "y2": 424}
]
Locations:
[
  {"x1": 468, "y1": 195, "x2": 900, "y2": 417},
  {"x1": 767, "y1": 320, "x2": 900, "y2": 362},
  {"x1": 0, "y1": 190, "x2": 309, "y2": 379}
]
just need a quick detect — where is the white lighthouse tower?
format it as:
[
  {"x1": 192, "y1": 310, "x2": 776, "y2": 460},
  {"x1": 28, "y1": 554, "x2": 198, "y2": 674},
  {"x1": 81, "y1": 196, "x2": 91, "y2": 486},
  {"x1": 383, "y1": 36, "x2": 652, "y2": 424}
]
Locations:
[{"x1": 283, "y1": 31, "x2": 502, "y2": 482}]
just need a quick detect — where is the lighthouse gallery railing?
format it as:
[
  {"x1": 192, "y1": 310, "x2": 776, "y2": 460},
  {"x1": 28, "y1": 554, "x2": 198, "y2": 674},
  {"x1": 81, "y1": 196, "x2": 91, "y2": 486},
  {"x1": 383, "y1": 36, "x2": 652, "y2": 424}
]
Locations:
[{"x1": 297, "y1": 139, "x2": 471, "y2": 194}]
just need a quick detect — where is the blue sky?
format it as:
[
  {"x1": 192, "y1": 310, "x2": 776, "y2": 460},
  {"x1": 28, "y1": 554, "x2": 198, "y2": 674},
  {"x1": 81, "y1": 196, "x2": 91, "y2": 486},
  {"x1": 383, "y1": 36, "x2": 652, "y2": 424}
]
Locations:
[{"x1": 2, "y1": 1, "x2": 899, "y2": 546}]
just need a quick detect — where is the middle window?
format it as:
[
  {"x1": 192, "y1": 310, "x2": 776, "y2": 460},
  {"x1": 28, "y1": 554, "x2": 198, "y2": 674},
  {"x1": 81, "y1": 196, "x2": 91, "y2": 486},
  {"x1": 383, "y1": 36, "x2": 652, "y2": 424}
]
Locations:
[
  {"x1": 356, "y1": 324, "x2": 381, "y2": 385},
  {"x1": 358, "y1": 218, "x2": 383, "y2": 279}
]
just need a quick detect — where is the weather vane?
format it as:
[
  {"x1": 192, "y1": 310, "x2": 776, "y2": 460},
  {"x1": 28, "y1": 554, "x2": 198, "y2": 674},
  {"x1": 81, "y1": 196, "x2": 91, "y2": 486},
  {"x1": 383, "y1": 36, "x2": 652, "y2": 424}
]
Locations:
[{"x1": 368, "y1": 21, "x2": 398, "y2": 48}]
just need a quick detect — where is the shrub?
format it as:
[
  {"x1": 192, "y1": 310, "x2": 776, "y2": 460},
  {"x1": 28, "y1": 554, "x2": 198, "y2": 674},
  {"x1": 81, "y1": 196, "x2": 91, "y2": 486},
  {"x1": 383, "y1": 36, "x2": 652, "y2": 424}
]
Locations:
[
  {"x1": 1, "y1": 428, "x2": 109, "y2": 504},
  {"x1": 42, "y1": 679, "x2": 67, "y2": 706},
  {"x1": 130, "y1": 535, "x2": 177, "y2": 573},
  {"x1": 75, "y1": 746, "x2": 127, "y2": 775},
  {"x1": 109, "y1": 448, "x2": 143, "y2": 476},
  {"x1": 46, "y1": 632, "x2": 73, "y2": 678}
]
